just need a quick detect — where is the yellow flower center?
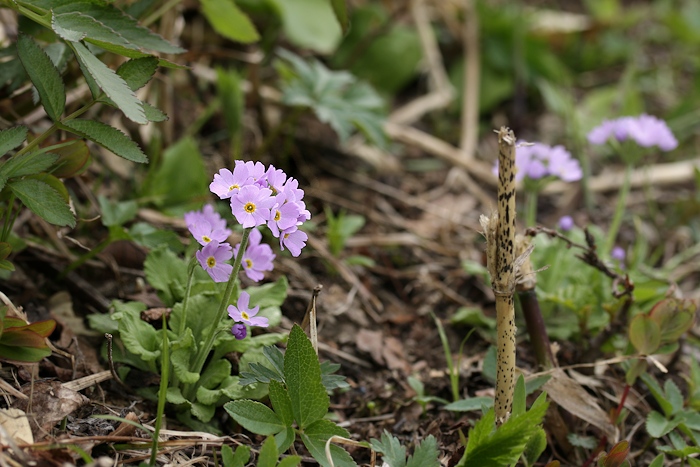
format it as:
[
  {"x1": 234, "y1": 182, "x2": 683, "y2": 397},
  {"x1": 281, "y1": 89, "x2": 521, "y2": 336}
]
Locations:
[
  {"x1": 245, "y1": 259, "x2": 253, "y2": 268},
  {"x1": 202, "y1": 235, "x2": 211, "y2": 243},
  {"x1": 274, "y1": 210, "x2": 281, "y2": 221},
  {"x1": 229, "y1": 184, "x2": 239, "y2": 191},
  {"x1": 244, "y1": 202, "x2": 256, "y2": 213},
  {"x1": 206, "y1": 257, "x2": 216, "y2": 268},
  {"x1": 241, "y1": 311, "x2": 250, "y2": 320}
]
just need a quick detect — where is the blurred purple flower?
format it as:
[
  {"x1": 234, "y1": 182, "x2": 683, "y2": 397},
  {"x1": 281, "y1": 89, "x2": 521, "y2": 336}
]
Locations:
[
  {"x1": 493, "y1": 143, "x2": 582, "y2": 183},
  {"x1": 228, "y1": 291, "x2": 269, "y2": 328},
  {"x1": 611, "y1": 246, "x2": 626, "y2": 261},
  {"x1": 195, "y1": 241, "x2": 233, "y2": 282},
  {"x1": 230, "y1": 185, "x2": 275, "y2": 228},
  {"x1": 558, "y1": 215, "x2": 574, "y2": 231},
  {"x1": 234, "y1": 228, "x2": 275, "y2": 282},
  {"x1": 587, "y1": 114, "x2": 677, "y2": 151},
  {"x1": 184, "y1": 204, "x2": 227, "y2": 232},
  {"x1": 231, "y1": 323, "x2": 247, "y2": 340}
]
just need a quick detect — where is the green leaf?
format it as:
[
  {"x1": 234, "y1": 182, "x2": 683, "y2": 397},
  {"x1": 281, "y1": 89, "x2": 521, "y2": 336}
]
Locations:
[
  {"x1": 285, "y1": 324, "x2": 329, "y2": 429},
  {"x1": 443, "y1": 397, "x2": 494, "y2": 412},
  {"x1": 216, "y1": 67, "x2": 244, "y2": 137},
  {"x1": 275, "y1": 426, "x2": 296, "y2": 456},
  {"x1": 117, "y1": 57, "x2": 158, "y2": 91},
  {"x1": 649, "y1": 455, "x2": 665, "y2": 467},
  {"x1": 143, "y1": 102, "x2": 168, "y2": 122},
  {"x1": 665, "y1": 379, "x2": 684, "y2": 415},
  {"x1": 191, "y1": 400, "x2": 215, "y2": 422},
  {"x1": 221, "y1": 444, "x2": 250, "y2": 467},
  {"x1": 406, "y1": 435, "x2": 439, "y2": 467},
  {"x1": 512, "y1": 374, "x2": 527, "y2": 417},
  {"x1": 98, "y1": 195, "x2": 138, "y2": 227},
  {"x1": 43, "y1": 0, "x2": 184, "y2": 54},
  {"x1": 165, "y1": 387, "x2": 187, "y2": 405},
  {"x1": 464, "y1": 394, "x2": 549, "y2": 467},
  {"x1": 171, "y1": 347, "x2": 200, "y2": 384},
  {"x1": 300, "y1": 419, "x2": 355, "y2": 467},
  {"x1": 370, "y1": 431, "x2": 406, "y2": 467},
  {"x1": 0, "y1": 126, "x2": 28, "y2": 156},
  {"x1": 257, "y1": 436, "x2": 280, "y2": 467},
  {"x1": 70, "y1": 41, "x2": 147, "y2": 124},
  {"x1": 272, "y1": 0, "x2": 342, "y2": 54},
  {"x1": 330, "y1": 0, "x2": 349, "y2": 33},
  {"x1": 523, "y1": 428, "x2": 547, "y2": 465},
  {"x1": 0, "y1": 153, "x2": 58, "y2": 185},
  {"x1": 224, "y1": 400, "x2": 286, "y2": 435},
  {"x1": 142, "y1": 136, "x2": 208, "y2": 208},
  {"x1": 646, "y1": 411, "x2": 680, "y2": 438},
  {"x1": 629, "y1": 314, "x2": 661, "y2": 355},
  {"x1": 269, "y1": 380, "x2": 294, "y2": 427},
  {"x1": 16, "y1": 35, "x2": 65, "y2": 121},
  {"x1": 62, "y1": 119, "x2": 148, "y2": 163},
  {"x1": 201, "y1": 0, "x2": 260, "y2": 43},
  {"x1": 0, "y1": 344, "x2": 52, "y2": 362},
  {"x1": 111, "y1": 300, "x2": 160, "y2": 361},
  {"x1": 277, "y1": 455, "x2": 302, "y2": 467},
  {"x1": 278, "y1": 50, "x2": 386, "y2": 147},
  {"x1": 143, "y1": 245, "x2": 188, "y2": 306},
  {"x1": 8, "y1": 178, "x2": 75, "y2": 227}
]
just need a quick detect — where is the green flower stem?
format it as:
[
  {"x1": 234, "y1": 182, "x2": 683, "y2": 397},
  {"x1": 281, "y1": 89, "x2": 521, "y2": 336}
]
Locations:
[
  {"x1": 524, "y1": 191, "x2": 538, "y2": 227},
  {"x1": 183, "y1": 227, "x2": 252, "y2": 399},
  {"x1": 177, "y1": 258, "x2": 198, "y2": 337},
  {"x1": 150, "y1": 313, "x2": 170, "y2": 467},
  {"x1": 604, "y1": 164, "x2": 632, "y2": 256}
]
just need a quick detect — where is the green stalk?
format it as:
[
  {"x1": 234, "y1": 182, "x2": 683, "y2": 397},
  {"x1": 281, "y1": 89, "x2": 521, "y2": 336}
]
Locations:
[
  {"x1": 1, "y1": 194, "x2": 17, "y2": 242},
  {"x1": 432, "y1": 312, "x2": 459, "y2": 402},
  {"x1": 183, "y1": 227, "x2": 251, "y2": 400},
  {"x1": 604, "y1": 164, "x2": 632, "y2": 256},
  {"x1": 524, "y1": 191, "x2": 538, "y2": 227},
  {"x1": 149, "y1": 313, "x2": 170, "y2": 466}
]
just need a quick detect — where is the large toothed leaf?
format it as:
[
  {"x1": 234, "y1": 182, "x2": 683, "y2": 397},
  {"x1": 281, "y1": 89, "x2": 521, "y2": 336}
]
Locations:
[
  {"x1": 71, "y1": 41, "x2": 147, "y2": 124},
  {"x1": 38, "y1": 0, "x2": 184, "y2": 54},
  {"x1": 8, "y1": 178, "x2": 75, "y2": 227},
  {"x1": 62, "y1": 119, "x2": 148, "y2": 163},
  {"x1": 201, "y1": 0, "x2": 260, "y2": 43},
  {"x1": 16, "y1": 35, "x2": 65, "y2": 121},
  {"x1": 116, "y1": 57, "x2": 158, "y2": 91}
]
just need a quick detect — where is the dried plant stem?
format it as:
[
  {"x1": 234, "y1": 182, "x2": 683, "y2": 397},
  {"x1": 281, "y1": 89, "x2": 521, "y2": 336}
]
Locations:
[{"x1": 481, "y1": 127, "x2": 517, "y2": 426}]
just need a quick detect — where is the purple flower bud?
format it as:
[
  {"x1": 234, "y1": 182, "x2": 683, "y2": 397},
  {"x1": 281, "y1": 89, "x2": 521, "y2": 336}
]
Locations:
[
  {"x1": 231, "y1": 323, "x2": 247, "y2": 340},
  {"x1": 558, "y1": 216, "x2": 574, "y2": 231}
]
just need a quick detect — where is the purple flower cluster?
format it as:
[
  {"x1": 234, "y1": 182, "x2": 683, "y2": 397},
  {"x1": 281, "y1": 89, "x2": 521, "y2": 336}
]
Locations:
[
  {"x1": 186, "y1": 205, "x2": 233, "y2": 283},
  {"x1": 587, "y1": 114, "x2": 677, "y2": 151},
  {"x1": 210, "y1": 161, "x2": 310, "y2": 256},
  {"x1": 493, "y1": 143, "x2": 582, "y2": 183}
]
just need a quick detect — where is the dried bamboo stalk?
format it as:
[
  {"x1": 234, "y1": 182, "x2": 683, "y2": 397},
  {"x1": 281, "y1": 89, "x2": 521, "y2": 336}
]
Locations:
[{"x1": 481, "y1": 127, "x2": 517, "y2": 426}]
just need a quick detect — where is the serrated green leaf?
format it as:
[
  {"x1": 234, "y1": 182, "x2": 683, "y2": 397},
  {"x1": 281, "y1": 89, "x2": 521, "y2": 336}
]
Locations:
[
  {"x1": 8, "y1": 178, "x2": 75, "y2": 227},
  {"x1": 224, "y1": 400, "x2": 286, "y2": 435},
  {"x1": 17, "y1": 35, "x2": 65, "y2": 121},
  {"x1": 70, "y1": 41, "x2": 147, "y2": 124},
  {"x1": 117, "y1": 57, "x2": 158, "y2": 91},
  {"x1": 269, "y1": 380, "x2": 294, "y2": 427},
  {"x1": 221, "y1": 444, "x2": 250, "y2": 467},
  {"x1": 285, "y1": 324, "x2": 329, "y2": 429},
  {"x1": 665, "y1": 379, "x2": 684, "y2": 415},
  {"x1": 370, "y1": 431, "x2": 406, "y2": 467},
  {"x1": 201, "y1": 0, "x2": 260, "y2": 43},
  {"x1": 0, "y1": 126, "x2": 28, "y2": 156},
  {"x1": 523, "y1": 428, "x2": 547, "y2": 465},
  {"x1": 406, "y1": 435, "x2": 439, "y2": 467},
  {"x1": 42, "y1": 0, "x2": 184, "y2": 54},
  {"x1": 464, "y1": 396, "x2": 549, "y2": 467},
  {"x1": 646, "y1": 411, "x2": 680, "y2": 438},
  {"x1": 0, "y1": 153, "x2": 58, "y2": 182},
  {"x1": 62, "y1": 119, "x2": 148, "y2": 163},
  {"x1": 301, "y1": 419, "x2": 355, "y2": 467},
  {"x1": 143, "y1": 102, "x2": 168, "y2": 122},
  {"x1": 258, "y1": 436, "x2": 280, "y2": 467}
]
